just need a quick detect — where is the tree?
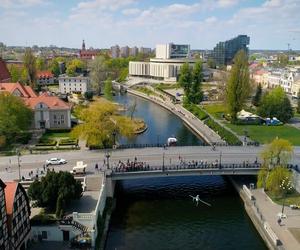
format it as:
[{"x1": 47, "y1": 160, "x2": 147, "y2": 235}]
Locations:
[
  {"x1": 0, "y1": 93, "x2": 33, "y2": 147},
  {"x1": 261, "y1": 138, "x2": 293, "y2": 167},
  {"x1": 266, "y1": 167, "x2": 292, "y2": 196},
  {"x1": 252, "y1": 83, "x2": 262, "y2": 106},
  {"x1": 258, "y1": 87, "x2": 293, "y2": 123},
  {"x1": 23, "y1": 48, "x2": 37, "y2": 88},
  {"x1": 226, "y1": 50, "x2": 250, "y2": 122},
  {"x1": 178, "y1": 63, "x2": 192, "y2": 101},
  {"x1": 36, "y1": 57, "x2": 46, "y2": 71},
  {"x1": 49, "y1": 59, "x2": 60, "y2": 77},
  {"x1": 104, "y1": 78, "x2": 113, "y2": 101},
  {"x1": 71, "y1": 101, "x2": 136, "y2": 148},
  {"x1": 66, "y1": 59, "x2": 86, "y2": 76},
  {"x1": 90, "y1": 56, "x2": 107, "y2": 94},
  {"x1": 189, "y1": 60, "x2": 203, "y2": 104},
  {"x1": 28, "y1": 171, "x2": 82, "y2": 213},
  {"x1": 84, "y1": 91, "x2": 94, "y2": 101},
  {"x1": 277, "y1": 54, "x2": 289, "y2": 67},
  {"x1": 207, "y1": 58, "x2": 216, "y2": 69}
]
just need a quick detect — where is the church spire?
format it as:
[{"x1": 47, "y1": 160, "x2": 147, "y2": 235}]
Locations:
[{"x1": 82, "y1": 40, "x2": 86, "y2": 50}]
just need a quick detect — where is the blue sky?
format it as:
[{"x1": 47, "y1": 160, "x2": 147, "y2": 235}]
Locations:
[{"x1": 0, "y1": 0, "x2": 300, "y2": 50}]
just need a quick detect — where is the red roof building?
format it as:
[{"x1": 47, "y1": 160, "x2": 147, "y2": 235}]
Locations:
[
  {"x1": 37, "y1": 71, "x2": 55, "y2": 85},
  {"x1": 79, "y1": 40, "x2": 99, "y2": 60},
  {"x1": 1, "y1": 180, "x2": 31, "y2": 250},
  {"x1": 0, "y1": 58, "x2": 11, "y2": 83},
  {"x1": 0, "y1": 179, "x2": 9, "y2": 250},
  {"x1": 0, "y1": 83, "x2": 71, "y2": 129}
]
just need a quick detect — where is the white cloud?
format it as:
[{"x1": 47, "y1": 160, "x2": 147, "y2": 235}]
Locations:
[
  {"x1": 73, "y1": 0, "x2": 136, "y2": 12},
  {"x1": 217, "y1": 0, "x2": 240, "y2": 8},
  {"x1": 0, "y1": 0, "x2": 45, "y2": 8},
  {"x1": 122, "y1": 8, "x2": 140, "y2": 16}
]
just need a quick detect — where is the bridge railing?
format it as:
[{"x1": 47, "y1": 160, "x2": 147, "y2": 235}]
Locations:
[
  {"x1": 111, "y1": 163, "x2": 298, "y2": 174},
  {"x1": 111, "y1": 162, "x2": 264, "y2": 174}
]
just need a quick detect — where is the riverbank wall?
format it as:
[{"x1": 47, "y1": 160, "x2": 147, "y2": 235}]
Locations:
[
  {"x1": 126, "y1": 89, "x2": 223, "y2": 145},
  {"x1": 228, "y1": 177, "x2": 283, "y2": 250}
]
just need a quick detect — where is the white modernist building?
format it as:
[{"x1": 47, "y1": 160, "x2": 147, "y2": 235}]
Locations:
[
  {"x1": 58, "y1": 74, "x2": 91, "y2": 95},
  {"x1": 129, "y1": 43, "x2": 196, "y2": 82}
]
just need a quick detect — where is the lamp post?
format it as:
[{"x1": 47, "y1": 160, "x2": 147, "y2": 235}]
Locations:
[
  {"x1": 279, "y1": 177, "x2": 293, "y2": 217},
  {"x1": 16, "y1": 149, "x2": 21, "y2": 181},
  {"x1": 219, "y1": 151, "x2": 222, "y2": 168},
  {"x1": 105, "y1": 151, "x2": 111, "y2": 169},
  {"x1": 112, "y1": 131, "x2": 117, "y2": 147},
  {"x1": 157, "y1": 134, "x2": 160, "y2": 147},
  {"x1": 162, "y1": 152, "x2": 165, "y2": 172}
]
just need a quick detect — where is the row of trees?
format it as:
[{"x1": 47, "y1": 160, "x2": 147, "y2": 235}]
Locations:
[{"x1": 178, "y1": 61, "x2": 203, "y2": 104}]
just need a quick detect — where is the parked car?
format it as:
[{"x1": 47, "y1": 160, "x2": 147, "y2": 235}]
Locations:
[{"x1": 46, "y1": 158, "x2": 67, "y2": 165}]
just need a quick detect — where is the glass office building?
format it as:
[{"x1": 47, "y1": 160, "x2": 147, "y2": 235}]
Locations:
[{"x1": 211, "y1": 35, "x2": 250, "y2": 65}]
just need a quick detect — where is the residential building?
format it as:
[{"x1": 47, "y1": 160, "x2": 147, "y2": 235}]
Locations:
[
  {"x1": 0, "y1": 180, "x2": 9, "y2": 250},
  {"x1": 79, "y1": 40, "x2": 99, "y2": 60},
  {"x1": 251, "y1": 69, "x2": 269, "y2": 88},
  {"x1": 58, "y1": 74, "x2": 91, "y2": 95},
  {"x1": 0, "y1": 57, "x2": 11, "y2": 83},
  {"x1": 36, "y1": 71, "x2": 55, "y2": 85},
  {"x1": 211, "y1": 35, "x2": 250, "y2": 65},
  {"x1": 3, "y1": 180, "x2": 31, "y2": 250},
  {"x1": 111, "y1": 45, "x2": 120, "y2": 58},
  {"x1": 129, "y1": 46, "x2": 138, "y2": 57},
  {"x1": 129, "y1": 43, "x2": 196, "y2": 82},
  {"x1": 120, "y1": 46, "x2": 130, "y2": 58},
  {"x1": 0, "y1": 82, "x2": 71, "y2": 129},
  {"x1": 139, "y1": 47, "x2": 152, "y2": 55}
]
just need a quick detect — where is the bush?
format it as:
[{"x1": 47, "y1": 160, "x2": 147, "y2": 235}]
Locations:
[
  {"x1": 59, "y1": 138, "x2": 78, "y2": 146},
  {"x1": 16, "y1": 132, "x2": 32, "y2": 144},
  {"x1": 31, "y1": 213, "x2": 57, "y2": 226},
  {"x1": 36, "y1": 139, "x2": 57, "y2": 147},
  {"x1": 184, "y1": 103, "x2": 208, "y2": 120},
  {"x1": 204, "y1": 118, "x2": 242, "y2": 145},
  {"x1": 45, "y1": 128, "x2": 71, "y2": 133}
]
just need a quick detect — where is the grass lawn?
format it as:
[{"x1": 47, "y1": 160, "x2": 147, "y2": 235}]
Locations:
[
  {"x1": 227, "y1": 123, "x2": 300, "y2": 145},
  {"x1": 295, "y1": 112, "x2": 300, "y2": 118},
  {"x1": 41, "y1": 131, "x2": 71, "y2": 140},
  {"x1": 202, "y1": 104, "x2": 227, "y2": 119},
  {"x1": 267, "y1": 191, "x2": 300, "y2": 206}
]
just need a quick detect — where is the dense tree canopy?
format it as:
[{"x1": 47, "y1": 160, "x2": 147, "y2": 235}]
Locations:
[
  {"x1": 258, "y1": 87, "x2": 293, "y2": 123},
  {"x1": 104, "y1": 78, "x2": 113, "y2": 101},
  {"x1": 71, "y1": 101, "x2": 136, "y2": 148},
  {"x1": 261, "y1": 138, "x2": 293, "y2": 167},
  {"x1": 66, "y1": 59, "x2": 86, "y2": 76},
  {"x1": 90, "y1": 56, "x2": 107, "y2": 94},
  {"x1": 226, "y1": 50, "x2": 250, "y2": 122},
  {"x1": 0, "y1": 93, "x2": 33, "y2": 148},
  {"x1": 28, "y1": 171, "x2": 83, "y2": 217}
]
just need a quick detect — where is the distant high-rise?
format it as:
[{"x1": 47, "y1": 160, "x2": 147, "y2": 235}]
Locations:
[
  {"x1": 129, "y1": 46, "x2": 139, "y2": 57},
  {"x1": 211, "y1": 35, "x2": 250, "y2": 65},
  {"x1": 120, "y1": 46, "x2": 130, "y2": 58},
  {"x1": 111, "y1": 45, "x2": 120, "y2": 58}
]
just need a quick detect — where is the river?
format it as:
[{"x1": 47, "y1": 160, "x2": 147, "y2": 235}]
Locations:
[{"x1": 104, "y1": 93, "x2": 266, "y2": 250}]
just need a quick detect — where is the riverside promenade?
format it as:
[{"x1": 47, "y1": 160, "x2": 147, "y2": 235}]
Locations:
[
  {"x1": 126, "y1": 88, "x2": 225, "y2": 145},
  {"x1": 232, "y1": 178, "x2": 300, "y2": 250}
]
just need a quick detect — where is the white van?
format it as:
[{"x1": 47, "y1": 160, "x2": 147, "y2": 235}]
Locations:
[{"x1": 70, "y1": 161, "x2": 87, "y2": 175}]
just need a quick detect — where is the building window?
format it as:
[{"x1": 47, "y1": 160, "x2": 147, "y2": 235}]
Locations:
[{"x1": 42, "y1": 231, "x2": 48, "y2": 239}]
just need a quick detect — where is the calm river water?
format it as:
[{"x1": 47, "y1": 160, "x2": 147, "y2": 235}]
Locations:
[{"x1": 104, "y1": 93, "x2": 266, "y2": 250}]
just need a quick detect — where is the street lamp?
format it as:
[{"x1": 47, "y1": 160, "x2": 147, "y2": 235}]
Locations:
[
  {"x1": 157, "y1": 134, "x2": 160, "y2": 147},
  {"x1": 105, "y1": 151, "x2": 111, "y2": 169},
  {"x1": 219, "y1": 151, "x2": 222, "y2": 168},
  {"x1": 162, "y1": 152, "x2": 165, "y2": 172},
  {"x1": 112, "y1": 131, "x2": 117, "y2": 147},
  {"x1": 279, "y1": 177, "x2": 293, "y2": 217},
  {"x1": 16, "y1": 149, "x2": 21, "y2": 181}
]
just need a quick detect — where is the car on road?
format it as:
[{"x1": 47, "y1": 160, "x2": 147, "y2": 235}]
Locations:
[{"x1": 46, "y1": 158, "x2": 67, "y2": 166}]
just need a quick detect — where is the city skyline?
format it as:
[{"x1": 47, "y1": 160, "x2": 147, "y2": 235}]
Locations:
[{"x1": 0, "y1": 0, "x2": 300, "y2": 50}]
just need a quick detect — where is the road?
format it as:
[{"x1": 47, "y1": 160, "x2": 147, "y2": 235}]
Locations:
[{"x1": 0, "y1": 146, "x2": 299, "y2": 181}]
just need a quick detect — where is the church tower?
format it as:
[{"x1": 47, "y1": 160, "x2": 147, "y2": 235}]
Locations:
[{"x1": 82, "y1": 40, "x2": 86, "y2": 50}]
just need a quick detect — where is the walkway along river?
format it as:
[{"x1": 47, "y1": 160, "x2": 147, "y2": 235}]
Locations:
[{"x1": 104, "y1": 93, "x2": 266, "y2": 250}]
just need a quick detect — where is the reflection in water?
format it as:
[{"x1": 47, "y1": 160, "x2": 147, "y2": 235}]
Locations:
[{"x1": 113, "y1": 93, "x2": 204, "y2": 145}]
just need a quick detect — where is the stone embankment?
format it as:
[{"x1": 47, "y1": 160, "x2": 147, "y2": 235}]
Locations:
[
  {"x1": 229, "y1": 177, "x2": 300, "y2": 250},
  {"x1": 126, "y1": 88, "x2": 225, "y2": 145}
]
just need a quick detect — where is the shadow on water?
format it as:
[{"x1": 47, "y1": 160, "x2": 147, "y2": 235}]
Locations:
[{"x1": 105, "y1": 176, "x2": 267, "y2": 250}]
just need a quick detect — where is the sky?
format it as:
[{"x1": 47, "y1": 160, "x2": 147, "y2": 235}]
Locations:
[{"x1": 0, "y1": 0, "x2": 300, "y2": 50}]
